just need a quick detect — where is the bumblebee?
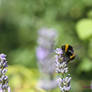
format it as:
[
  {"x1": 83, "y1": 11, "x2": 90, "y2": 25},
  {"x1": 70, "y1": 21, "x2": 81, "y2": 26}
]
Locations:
[{"x1": 61, "y1": 44, "x2": 75, "y2": 63}]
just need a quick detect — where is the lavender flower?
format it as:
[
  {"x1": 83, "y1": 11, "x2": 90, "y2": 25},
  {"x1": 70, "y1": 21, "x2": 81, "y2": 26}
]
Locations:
[
  {"x1": 37, "y1": 28, "x2": 57, "y2": 49},
  {"x1": 0, "y1": 54, "x2": 10, "y2": 92},
  {"x1": 55, "y1": 48, "x2": 71, "y2": 92},
  {"x1": 36, "y1": 28, "x2": 57, "y2": 90},
  {"x1": 36, "y1": 27, "x2": 57, "y2": 75}
]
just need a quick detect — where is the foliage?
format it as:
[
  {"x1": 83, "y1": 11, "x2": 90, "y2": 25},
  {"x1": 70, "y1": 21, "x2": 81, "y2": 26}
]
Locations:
[
  {"x1": 76, "y1": 19, "x2": 92, "y2": 40},
  {"x1": 7, "y1": 65, "x2": 44, "y2": 92},
  {"x1": 0, "y1": 0, "x2": 92, "y2": 91}
]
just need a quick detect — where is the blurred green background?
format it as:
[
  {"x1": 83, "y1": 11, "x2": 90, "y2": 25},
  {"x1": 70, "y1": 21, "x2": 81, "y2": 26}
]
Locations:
[{"x1": 0, "y1": 0, "x2": 92, "y2": 92}]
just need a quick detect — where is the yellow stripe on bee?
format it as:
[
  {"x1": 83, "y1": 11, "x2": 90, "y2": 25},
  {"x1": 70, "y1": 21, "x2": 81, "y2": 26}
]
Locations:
[
  {"x1": 70, "y1": 54, "x2": 75, "y2": 59},
  {"x1": 65, "y1": 44, "x2": 69, "y2": 52}
]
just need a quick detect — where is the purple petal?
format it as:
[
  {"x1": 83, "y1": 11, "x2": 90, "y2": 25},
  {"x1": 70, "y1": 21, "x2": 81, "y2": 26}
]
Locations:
[
  {"x1": 55, "y1": 48, "x2": 63, "y2": 55},
  {"x1": 0, "y1": 54, "x2": 6, "y2": 59},
  {"x1": 36, "y1": 47, "x2": 49, "y2": 61}
]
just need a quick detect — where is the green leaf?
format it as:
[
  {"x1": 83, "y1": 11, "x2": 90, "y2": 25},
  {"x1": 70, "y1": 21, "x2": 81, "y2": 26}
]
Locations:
[
  {"x1": 9, "y1": 48, "x2": 37, "y2": 68},
  {"x1": 88, "y1": 39, "x2": 92, "y2": 58},
  {"x1": 7, "y1": 65, "x2": 41, "y2": 92},
  {"x1": 77, "y1": 58, "x2": 92, "y2": 72},
  {"x1": 76, "y1": 19, "x2": 92, "y2": 40}
]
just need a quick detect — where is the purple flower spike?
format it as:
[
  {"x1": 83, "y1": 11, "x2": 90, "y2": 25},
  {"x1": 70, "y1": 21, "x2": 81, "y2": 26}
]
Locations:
[
  {"x1": 0, "y1": 53, "x2": 11, "y2": 92},
  {"x1": 55, "y1": 47, "x2": 72, "y2": 92},
  {"x1": 36, "y1": 28, "x2": 58, "y2": 90}
]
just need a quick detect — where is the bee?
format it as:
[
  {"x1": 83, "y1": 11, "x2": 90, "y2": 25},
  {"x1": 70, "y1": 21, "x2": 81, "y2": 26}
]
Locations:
[{"x1": 61, "y1": 44, "x2": 76, "y2": 63}]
